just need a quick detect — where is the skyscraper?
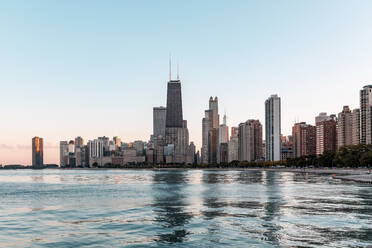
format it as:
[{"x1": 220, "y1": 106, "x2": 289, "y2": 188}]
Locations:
[
  {"x1": 209, "y1": 97, "x2": 219, "y2": 128},
  {"x1": 292, "y1": 122, "x2": 316, "y2": 158},
  {"x1": 201, "y1": 110, "x2": 211, "y2": 164},
  {"x1": 337, "y1": 106, "x2": 353, "y2": 149},
  {"x1": 60, "y1": 141, "x2": 69, "y2": 167},
  {"x1": 201, "y1": 97, "x2": 220, "y2": 164},
  {"x1": 238, "y1": 120, "x2": 263, "y2": 162},
  {"x1": 217, "y1": 113, "x2": 229, "y2": 163},
  {"x1": 315, "y1": 113, "x2": 337, "y2": 155},
  {"x1": 360, "y1": 85, "x2": 372, "y2": 144},
  {"x1": 228, "y1": 127, "x2": 239, "y2": 162},
  {"x1": 352, "y1": 108, "x2": 360, "y2": 145},
  {"x1": 265, "y1": 94, "x2": 281, "y2": 161},
  {"x1": 89, "y1": 139, "x2": 104, "y2": 159},
  {"x1": 166, "y1": 80, "x2": 183, "y2": 128},
  {"x1": 218, "y1": 114, "x2": 229, "y2": 144},
  {"x1": 164, "y1": 69, "x2": 190, "y2": 163},
  {"x1": 32, "y1": 137, "x2": 43, "y2": 168},
  {"x1": 153, "y1": 106, "x2": 167, "y2": 138}
]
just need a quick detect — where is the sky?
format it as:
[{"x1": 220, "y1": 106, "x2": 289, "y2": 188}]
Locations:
[{"x1": 1, "y1": 0, "x2": 372, "y2": 165}]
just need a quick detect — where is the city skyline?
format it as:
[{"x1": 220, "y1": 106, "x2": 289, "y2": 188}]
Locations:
[{"x1": 1, "y1": 1, "x2": 371, "y2": 165}]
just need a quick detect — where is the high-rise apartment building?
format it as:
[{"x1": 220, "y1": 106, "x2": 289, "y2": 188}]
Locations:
[
  {"x1": 89, "y1": 139, "x2": 104, "y2": 159},
  {"x1": 337, "y1": 106, "x2": 353, "y2": 149},
  {"x1": 316, "y1": 113, "x2": 337, "y2": 155},
  {"x1": 265, "y1": 94, "x2": 281, "y2": 161},
  {"x1": 315, "y1": 112, "x2": 330, "y2": 124},
  {"x1": 32, "y1": 137, "x2": 44, "y2": 168},
  {"x1": 238, "y1": 120, "x2": 262, "y2": 162},
  {"x1": 153, "y1": 106, "x2": 167, "y2": 138},
  {"x1": 60, "y1": 141, "x2": 69, "y2": 167},
  {"x1": 292, "y1": 122, "x2": 316, "y2": 158},
  {"x1": 228, "y1": 126, "x2": 239, "y2": 163},
  {"x1": 352, "y1": 108, "x2": 360, "y2": 145},
  {"x1": 360, "y1": 85, "x2": 372, "y2": 144}
]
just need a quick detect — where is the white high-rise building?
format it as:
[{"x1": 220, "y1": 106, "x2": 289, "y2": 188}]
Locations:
[
  {"x1": 265, "y1": 94, "x2": 281, "y2": 161},
  {"x1": 217, "y1": 114, "x2": 229, "y2": 163},
  {"x1": 218, "y1": 114, "x2": 229, "y2": 144},
  {"x1": 88, "y1": 139, "x2": 104, "y2": 159},
  {"x1": 337, "y1": 106, "x2": 353, "y2": 149}
]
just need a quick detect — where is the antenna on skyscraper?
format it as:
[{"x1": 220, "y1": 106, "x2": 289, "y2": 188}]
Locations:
[
  {"x1": 223, "y1": 109, "x2": 227, "y2": 125},
  {"x1": 169, "y1": 53, "x2": 172, "y2": 81},
  {"x1": 177, "y1": 61, "x2": 180, "y2": 80}
]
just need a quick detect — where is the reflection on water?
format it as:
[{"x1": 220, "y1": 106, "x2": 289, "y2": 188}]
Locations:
[
  {"x1": 152, "y1": 171, "x2": 193, "y2": 244},
  {"x1": 0, "y1": 169, "x2": 371, "y2": 247}
]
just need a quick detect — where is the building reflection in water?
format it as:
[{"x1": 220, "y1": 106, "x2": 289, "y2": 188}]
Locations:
[
  {"x1": 201, "y1": 171, "x2": 226, "y2": 219},
  {"x1": 262, "y1": 171, "x2": 283, "y2": 246},
  {"x1": 151, "y1": 170, "x2": 193, "y2": 244},
  {"x1": 200, "y1": 171, "x2": 225, "y2": 244}
]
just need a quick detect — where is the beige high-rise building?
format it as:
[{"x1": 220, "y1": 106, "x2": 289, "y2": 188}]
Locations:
[
  {"x1": 238, "y1": 120, "x2": 262, "y2": 162},
  {"x1": 228, "y1": 127, "x2": 239, "y2": 162},
  {"x1": 59, "y1": 141, "x2": 69, "y2": 167},
  {"x1": 352, "y1": 108, "x2": 360, "y2": 145},
  {"x1": 337, "y1": 106, "x2": 353, "y2": 149},
  {"x1": 201, "y1": 97, "x2": 220, "y2": 164}
]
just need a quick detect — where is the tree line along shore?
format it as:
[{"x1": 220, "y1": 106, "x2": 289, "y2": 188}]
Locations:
[{"x1": 1, "y1": 145, "x2": 372, "y2": 170}]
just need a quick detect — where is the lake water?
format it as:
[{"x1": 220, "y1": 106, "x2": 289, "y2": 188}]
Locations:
[{"x1": 0, "y1": 169, "x2": 371, "y2": 247}]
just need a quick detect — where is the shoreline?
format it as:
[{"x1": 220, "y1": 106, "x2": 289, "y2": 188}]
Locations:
[{"x1": 2, "y1": 166, "x2": 371, "y2": 174}]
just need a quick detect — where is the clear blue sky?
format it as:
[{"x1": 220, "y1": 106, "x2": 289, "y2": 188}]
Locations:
[{"x1": 0, "y1": 0, "x2": 371, "y2": 164}]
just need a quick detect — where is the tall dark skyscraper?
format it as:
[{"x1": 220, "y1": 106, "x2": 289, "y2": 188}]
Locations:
[
  {"x1": 166, "y1": 80, "x2": 183, "y2": 128},
  {"x1": 32, "y1": 136, "x2": 44, "y2": 168},
  {"x1": 163, "y1": 61, "x2": 192, "y2": 164}
]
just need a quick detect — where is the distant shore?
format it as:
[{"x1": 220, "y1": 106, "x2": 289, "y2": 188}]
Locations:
[{"x1": 1, "y1": 165, "x2": 370, "y2": 174}]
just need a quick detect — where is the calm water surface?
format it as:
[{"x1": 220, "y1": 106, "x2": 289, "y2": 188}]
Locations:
[{"x1": 0, "y1": 169, "x2": 371, "y2": 247}]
